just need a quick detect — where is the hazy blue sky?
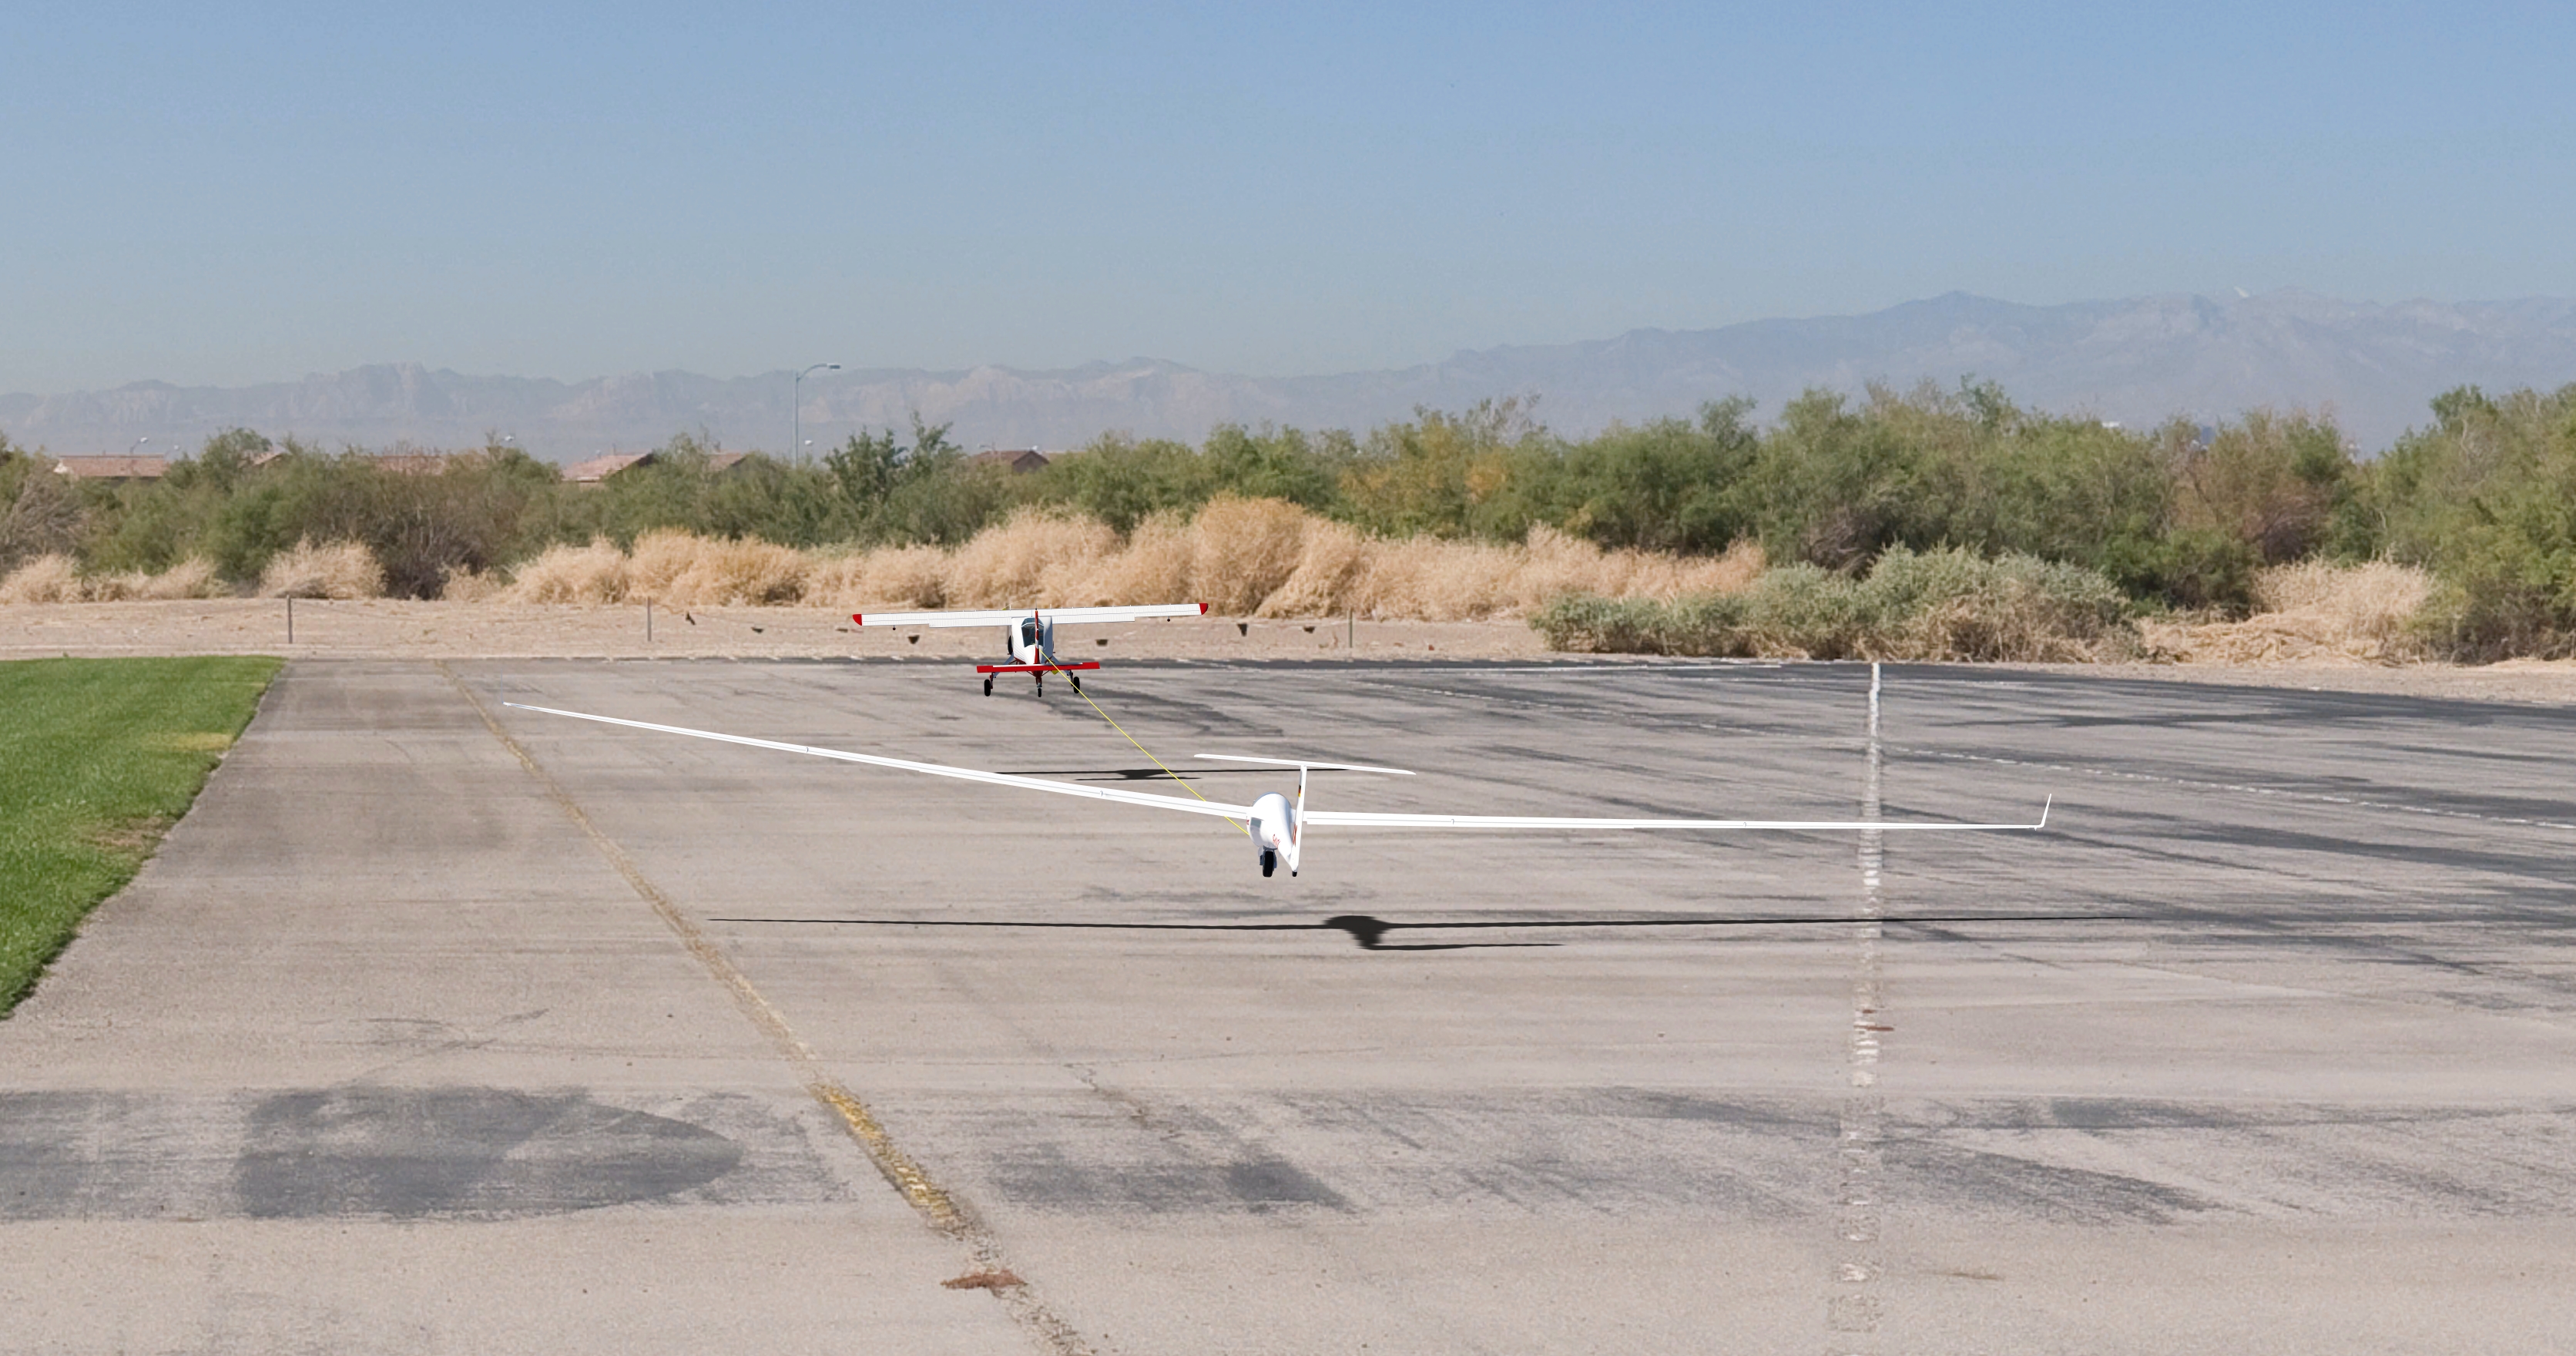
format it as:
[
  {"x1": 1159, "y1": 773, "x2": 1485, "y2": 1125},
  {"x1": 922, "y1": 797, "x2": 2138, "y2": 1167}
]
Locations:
[{"x1": 4, "y1": 2, "x2": 2570, "y2": 391}]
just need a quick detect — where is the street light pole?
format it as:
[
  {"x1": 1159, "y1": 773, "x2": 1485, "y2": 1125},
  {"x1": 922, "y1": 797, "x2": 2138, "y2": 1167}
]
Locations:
[{"x1": 793, "y1": 363, "x2": 840, "y2": 461}]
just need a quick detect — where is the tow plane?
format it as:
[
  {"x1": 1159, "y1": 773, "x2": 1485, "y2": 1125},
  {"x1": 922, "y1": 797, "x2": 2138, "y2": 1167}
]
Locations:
[
  {"x1": 851, "y1": 603, "x2": 1206, "y2": 695},
  {"x1": 502, "y1": 703, "x2": 2052, "y2": 879}
]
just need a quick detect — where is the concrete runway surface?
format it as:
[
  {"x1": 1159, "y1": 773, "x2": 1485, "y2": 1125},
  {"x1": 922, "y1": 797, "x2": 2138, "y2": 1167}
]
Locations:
[{"x1": 4, "y1": 656, "x2": 2574, "y2": 1354}]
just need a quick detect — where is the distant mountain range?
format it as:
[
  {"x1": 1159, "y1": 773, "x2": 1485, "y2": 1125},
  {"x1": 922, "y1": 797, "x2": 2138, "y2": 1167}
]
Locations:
[{"x1": 9, "y1": 290, "x2": 2576, "y2": 459}]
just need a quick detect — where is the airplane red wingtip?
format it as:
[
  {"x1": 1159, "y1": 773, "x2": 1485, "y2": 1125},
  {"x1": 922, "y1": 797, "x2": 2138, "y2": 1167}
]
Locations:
[
  {"x1": 851, "y1": 613, "x2": 864, "y2": 626},
  {"x1": 1197, "y1": 602, "x2": 1209, "y2": 614}
]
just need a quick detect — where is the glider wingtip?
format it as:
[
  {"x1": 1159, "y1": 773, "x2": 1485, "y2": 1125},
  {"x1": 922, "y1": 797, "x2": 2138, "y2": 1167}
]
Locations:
[{"x1": 2037, "y1": 794, "x2": 2054, "y2": 830}]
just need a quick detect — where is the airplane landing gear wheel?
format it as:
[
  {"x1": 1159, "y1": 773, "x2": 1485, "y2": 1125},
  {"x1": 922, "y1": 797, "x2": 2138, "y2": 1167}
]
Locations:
[
  {"x1": 982, "y1": 676, "x2": 994, "y2": 696},
  {"x1": 1259, "y1": 849, "x2": 1277, "y2": 878},
  {"x1": 1071, "y1": 676, "x2": 1082, "y2": 694}
]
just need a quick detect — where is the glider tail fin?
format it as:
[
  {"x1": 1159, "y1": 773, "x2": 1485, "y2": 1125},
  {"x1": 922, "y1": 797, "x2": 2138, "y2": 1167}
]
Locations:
[{"x1": 1290, "y1": 763, "x2": 1308, "y2": 877}]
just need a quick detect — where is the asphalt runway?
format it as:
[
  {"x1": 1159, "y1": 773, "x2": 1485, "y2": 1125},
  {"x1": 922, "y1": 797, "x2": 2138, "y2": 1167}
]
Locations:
[{"x1": 5, "y1": 656, "x2": 2574, "y2": 1354}]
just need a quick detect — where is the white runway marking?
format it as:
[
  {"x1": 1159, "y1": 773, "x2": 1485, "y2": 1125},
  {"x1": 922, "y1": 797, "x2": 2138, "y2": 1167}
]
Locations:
[{"x1": 1832, "y1": 663, "x2": 1888, "y2": 1351}]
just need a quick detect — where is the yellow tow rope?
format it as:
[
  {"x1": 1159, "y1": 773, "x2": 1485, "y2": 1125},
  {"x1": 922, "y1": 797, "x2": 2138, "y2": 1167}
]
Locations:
[{"x1": 1055, "y1": 654, "x2": 1252, "y2": 838}]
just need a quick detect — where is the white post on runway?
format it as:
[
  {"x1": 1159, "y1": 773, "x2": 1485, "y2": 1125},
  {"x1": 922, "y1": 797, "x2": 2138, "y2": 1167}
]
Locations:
[{"x1": 1868, "y1": 660, "x2": 1880, "y2": 754}]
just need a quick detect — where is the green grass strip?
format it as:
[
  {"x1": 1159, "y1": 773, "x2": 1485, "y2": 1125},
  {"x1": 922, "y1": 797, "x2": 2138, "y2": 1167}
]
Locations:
[{"x1": 0, "y1": 656, "x2": 282, "y2": 1015}]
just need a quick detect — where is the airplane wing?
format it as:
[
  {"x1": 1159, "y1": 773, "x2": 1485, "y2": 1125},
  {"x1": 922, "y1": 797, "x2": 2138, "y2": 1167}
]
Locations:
[
  {"x1": 501, "y1": 704, "x2": 1252, "y2": 821},
  {"x1": 501, "y1": 703, "x2": 2049, "y2": 834},
  {"x1": 852, "y1": 603, "x2": 1208, "y2": 628}
]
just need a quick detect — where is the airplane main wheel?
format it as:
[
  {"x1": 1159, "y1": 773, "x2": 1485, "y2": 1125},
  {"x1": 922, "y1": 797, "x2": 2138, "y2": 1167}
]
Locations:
[
  {"x1": 1071, "y1": 676, "x2": 1082, "y2": 693},
  {"x1": 1259, "y1": 849, "x2": 1277, "y2": 878},
  {"x1": 982, "y1": 676, "x2": 994, "y2": 696}
]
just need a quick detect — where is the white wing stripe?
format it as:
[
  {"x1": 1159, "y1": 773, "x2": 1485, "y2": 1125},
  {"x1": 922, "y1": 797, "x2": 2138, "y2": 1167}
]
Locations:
[
  {"x1": 501, "y1": 704, "x2": 1253, "y2": 820},
  {"x1": 853, "y1": 609, "x2": 1025, "y2": 628},
  {"x1": 853, "y1": 603, "x2": 1206, "y2": 628}
]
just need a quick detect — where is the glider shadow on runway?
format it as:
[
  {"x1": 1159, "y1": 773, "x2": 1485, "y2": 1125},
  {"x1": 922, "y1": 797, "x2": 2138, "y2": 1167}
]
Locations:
[{"x1": 706, "y1": 911, "x2": 2130, "y2": 952}]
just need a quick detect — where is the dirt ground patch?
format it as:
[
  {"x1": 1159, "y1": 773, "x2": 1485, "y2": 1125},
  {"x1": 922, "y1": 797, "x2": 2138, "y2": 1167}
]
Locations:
[
  {"x1": 0, "y1": 599, "x2": 1555, "y2": 664},
  {"x1": 12, "y1": 599, "x2": 2576, "y2": 704}
]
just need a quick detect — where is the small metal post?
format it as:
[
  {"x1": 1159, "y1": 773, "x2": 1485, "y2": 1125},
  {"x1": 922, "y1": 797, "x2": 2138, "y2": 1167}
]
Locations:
[
  {"x1": 286, "y1": 596, "x2": 293, "y2": 644},
  {"x1": 1347, "y1": 613, "x2": 1354, "y2": 650},
  {"x1": 646, "y1": 600, "x2": 653, "y2": 645}
]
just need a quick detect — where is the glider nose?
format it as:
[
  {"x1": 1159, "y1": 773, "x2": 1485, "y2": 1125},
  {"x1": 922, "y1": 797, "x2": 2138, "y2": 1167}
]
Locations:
[{"x1": 1249, "y1": 791, "x2": 1296, "y2": 874}]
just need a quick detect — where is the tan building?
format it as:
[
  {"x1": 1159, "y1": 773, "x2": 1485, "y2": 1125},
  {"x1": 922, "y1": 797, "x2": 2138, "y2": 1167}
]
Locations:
[{"x1": 52, "y1": 455, "x2": 169, "y2": 483}]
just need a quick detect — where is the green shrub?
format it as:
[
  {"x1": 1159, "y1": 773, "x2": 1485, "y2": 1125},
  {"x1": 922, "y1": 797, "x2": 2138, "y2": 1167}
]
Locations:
[
  {"x1": 1535, "y1": 400, "x2": 1762, "y2": 554},
  {"x1": 1336, "y1": 399, "x2": 1545, "y2": 540},
  {"x1": 1535, "y1": 546, "x2": 2133, "y2": 661},
  {"x1": 2352, "y1": 384, "x2": 2576, "y2": 660},
  {"x1": 2, "y1": 437, "x2": 86, "y2": 572},
  {"x1": 1026, "y1": 433, "x2": 1220, "y2": 533}
]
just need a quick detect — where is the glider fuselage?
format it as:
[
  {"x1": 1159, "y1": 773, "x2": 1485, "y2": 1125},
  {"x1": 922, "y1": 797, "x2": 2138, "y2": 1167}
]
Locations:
[{"x1": 1249, "y1": 790, "x2": 1299, "y2": 877}]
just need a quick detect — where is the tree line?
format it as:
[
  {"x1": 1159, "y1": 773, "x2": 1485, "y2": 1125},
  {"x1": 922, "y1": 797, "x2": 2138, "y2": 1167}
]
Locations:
[{"x1": 5, "y1": 378, "x2": 2576, "y2": 657}]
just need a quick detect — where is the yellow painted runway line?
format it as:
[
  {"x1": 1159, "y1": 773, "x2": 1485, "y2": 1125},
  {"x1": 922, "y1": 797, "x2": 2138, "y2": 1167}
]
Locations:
[{"x1": 440, "y1": 663, "x2": 1094, "y2": 1356}]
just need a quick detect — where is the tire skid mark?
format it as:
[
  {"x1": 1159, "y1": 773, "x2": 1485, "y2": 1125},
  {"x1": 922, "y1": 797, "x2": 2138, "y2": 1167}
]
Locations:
[
  {"x1": 439, "y1": 663, "x2": 1094, "y2": 1356},
  {"x1": 1893, "y1": 743, "x2": 2576, "y2": 831}
]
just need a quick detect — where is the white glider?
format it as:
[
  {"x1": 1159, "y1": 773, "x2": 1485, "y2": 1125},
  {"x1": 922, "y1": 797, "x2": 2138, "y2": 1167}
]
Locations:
[
  {"x1": 501, "y1": 703, "x2": 2051, "y2": 879},
  {"x1": 850, "y1": 602, "x2": 1206, "y2": 695}
]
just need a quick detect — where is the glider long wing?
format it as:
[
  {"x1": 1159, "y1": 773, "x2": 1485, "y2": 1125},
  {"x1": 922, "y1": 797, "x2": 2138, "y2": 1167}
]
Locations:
[
  {"x1": 502, "y1": 704, "x2": 1253, "y2": 821},
  {"x1": 1303, "y1": 805, "x2": 2048, "y2": 831},
  {"x1": 502, "y1": 704, "x2": 2051, "y2": 834},
  {"x1": 852, "y1": 603, "x2": 1208, "y2": 628}
]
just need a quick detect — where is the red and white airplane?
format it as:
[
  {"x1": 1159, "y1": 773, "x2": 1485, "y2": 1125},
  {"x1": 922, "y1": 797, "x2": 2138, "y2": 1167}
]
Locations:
[
  {"x1": 501, "y1": 703, "x2": 2051, "y2": 879},
  {"x1": 850, "y1": 603, "x2": 1206, "y2": 696}
]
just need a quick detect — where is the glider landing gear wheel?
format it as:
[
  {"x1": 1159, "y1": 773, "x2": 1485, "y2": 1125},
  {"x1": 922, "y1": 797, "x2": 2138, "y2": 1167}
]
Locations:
[
  {"x1": 1071, "y1": 676, "x2": 1082, "y2": 694},
  {"x1": 1259, "y1": 849, "x2": 1277, "y2": 878},
  {"x1": 982, "y1": 676, "x2": 994, "y2": 696}
]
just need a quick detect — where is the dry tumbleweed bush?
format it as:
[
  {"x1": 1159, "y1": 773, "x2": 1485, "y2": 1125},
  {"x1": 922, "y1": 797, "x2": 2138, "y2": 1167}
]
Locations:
[
  {"x1": 2140, "y1": 561, "x2": 2433, "y2": 664},
  {"x1": 258, "y1": 539, "x2": 387, "y2": 599},
  {"x1": 467, "y1": 499, "x2": 1767, "y2": 619}
]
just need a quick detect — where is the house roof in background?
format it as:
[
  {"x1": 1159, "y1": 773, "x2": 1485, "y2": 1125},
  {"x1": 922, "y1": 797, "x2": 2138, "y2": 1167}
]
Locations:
[
  {"x1": 969, "y1": 448, "x2": 1051, "y2": 473},
  {"x1": 561, "y1": 451, "x2": 653, "y2": 483}
]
